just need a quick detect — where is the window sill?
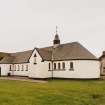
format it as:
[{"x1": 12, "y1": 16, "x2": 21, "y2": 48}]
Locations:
[
  {"x1": 69, "y1": 68, "x2": 74, "y2": 71},
  {"x1": 48, "y1": 69, "x2": 66, "y2": 71},
  {"x1": 48, "y1": 70, "x2": 52, "y2": 71},
  {"x1": 34, "y1": 63, "x2": 37, "y2": 64}
]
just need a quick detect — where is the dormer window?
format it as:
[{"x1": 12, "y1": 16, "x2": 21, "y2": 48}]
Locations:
[{"x1": 34, "y1": 54, "x2": 37, "y2": 64}]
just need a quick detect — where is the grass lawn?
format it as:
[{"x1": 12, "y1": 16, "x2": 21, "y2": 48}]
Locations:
[{"x1": 0, "y1": 79, "x2": 105, "y2": 105}]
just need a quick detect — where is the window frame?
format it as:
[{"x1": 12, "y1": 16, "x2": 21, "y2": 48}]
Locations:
[
  {"x1": 62, "y1": 62, "x2": 65, "y2": 70},
  {"x1": 54, "y1": 63, "x2": 56, "y2": 70},
  {"x1": 14, "y1": 65, "x2": 16, "y2": 71},
  {"x1": 58, "y1": 63, "x2": 61, "y2": 70},
  {"x1": 21, "y1": 65, "x2": 24, "y2": 71},
  {"x1": 34, "y1": 53, "x2": 37, "y2": 64},
  {"x1": 9, "y1": 65, "x2": 12, "y2": 71},
  {"x1": 69, "y1": 62, "x2": 74, "y2": 71},
  {"x1": 48, "y1": 63, "x2": 51, "y2": 70},
  {"x1": 26, "y1": 65, "x2": 28, "y2": 71},
  {"x1": 18, "y1": 65, "x2": 20, "y2": 71}
]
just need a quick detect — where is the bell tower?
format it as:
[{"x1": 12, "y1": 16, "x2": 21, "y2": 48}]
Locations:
[{"x1": 53, "y1": 26, "x2": 60, "y2": 48}]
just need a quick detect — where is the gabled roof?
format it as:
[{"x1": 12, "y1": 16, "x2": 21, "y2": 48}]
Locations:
[
  {"x1": 36, "y1": 48, "x2": 52, "y2": 61},
  {"x1": 0, "y1": 55, "x2": 15, "y2": 64},
  {"x1": 37, "y1": 42, "x2": 97, "y2": 61},
  {"x1": 0, "y1": 42, "x2": 97, "y2": 64},
  {"x1": 0, "y1": 50, "x2": 33, "y2": 64},
  {"x1": 52, "y1": 42, "x2": 97, "y2": 60}
]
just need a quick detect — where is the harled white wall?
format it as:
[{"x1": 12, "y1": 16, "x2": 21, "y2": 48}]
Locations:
[
  {"x1": 0, "y1": 63, "x2": 29, "y2": 76},
  {"x1": 0, "y1": 51, "x2": 100, "y2": 79},
  {"x1": 28, "y1": 49, "x2": 50, "y2": 78},
  {"x1": 0, "y1": 64, "x2": 10, "y2": 76},
  {"x1": 49, "y1": 60, "x2": 100, "y2": 79},
  {"x1": 13, "y1": 63, "x2": 29, "y2": 76}
]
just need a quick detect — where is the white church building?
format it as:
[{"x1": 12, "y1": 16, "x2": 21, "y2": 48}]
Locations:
[{"x1": 0, "y1": 32, "x2": 100, "y2": 79}]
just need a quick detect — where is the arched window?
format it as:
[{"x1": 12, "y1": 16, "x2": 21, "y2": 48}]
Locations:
[
  {"x1": 62, "y1": 62, "x2": 65, "y2": 69},
  {"x1": 26, "y1": 65, "x2": 28, "y2": 71},
  {"x1": 9, "y1": 65, "x2": 12, "y2": 71},
  {"x1": 49, "y1": 63, "x2": 51, "y2": 70},
  {"x1": 21, "y1": 65, "x2": 24, "y2": 71},
  {"x1": 58, "y1": 63, "x2": 61, "y2": 70},
  {"x1": 34, "y1": 54, "x2": 37, "y2": 64},
  {"x1": 70, "y1": 62, "x2": 74, "y2": 70},
  {"x1": 18, "y1": 65, "x2": 20, "y2": 71},
  {"x1": 14, "y1": 65, "x2": 16, "y2": 71},
  {"x1": 54, "y1": 63, "x2": 56, "y2": 70},
  {"x1": 14, "y1": 65, "x2": 17, "y2": 71}
]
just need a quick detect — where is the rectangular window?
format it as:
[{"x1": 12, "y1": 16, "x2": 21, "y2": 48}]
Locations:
[
  {"x1": 21, "y1": 65, "x2": 24, "y2": 71},
  {"x1": 14, "y1": 65, "x2": 16, "y2": 71},
  {"x1": 9, "y1": 65, "x2": 12, "y2": 71},
  {"x1": 26, "y1": 65, "x2": 28, "y2": 71},
  {"x1": 14, "y1": 65, "x2": 17, "y2": 71},
  {"x1": 49, "y1": 63, "x2": 51, "y2": 70},
  {"x1": 62, "y1": 62, "x2": 65, "y2": 69},
  {"x1": 58, "y1": 63, "x2": 60, "y2": 70},
  {"x1": 70, "y1": 62, "x2": 74, "y2": 70},
  {"x1": 54, "y1": 63, "x2": 56, "y2": 70},
  {"x1": 18, "y1": 65, "x2": 20, "y2": 71},
  {"x1": 34, "y1": 54, "x2": 37, "y2": 64}
]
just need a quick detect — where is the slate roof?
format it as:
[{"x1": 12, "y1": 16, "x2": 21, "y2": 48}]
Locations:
[
  {"x1": 52, "y1": 42, "x2": 97, "y2": 60},
  {"x1": 0, "y1": 42, "x2": 97, "y2": 64},
  {"x1": 36, "y1": 48, "x2": 52, "y2": 61},
  {"x1": 0, "y1": 50, "x2": 33, "y2": 64}
]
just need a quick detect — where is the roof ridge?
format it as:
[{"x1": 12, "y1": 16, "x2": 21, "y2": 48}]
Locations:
[
  {"x1": 10, "y1": 49, "x2": 33, "y2": 54},
  {"x1": 39, "y1": 41, "x2": 79, "y2": 49}
]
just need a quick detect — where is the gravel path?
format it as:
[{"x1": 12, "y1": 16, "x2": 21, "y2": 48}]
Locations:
[{"x1": 0, "y1": 77, "x2": 47, "y2": 83}]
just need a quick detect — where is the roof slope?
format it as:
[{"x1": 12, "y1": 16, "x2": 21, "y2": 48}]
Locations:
[
  {"x1": 52, "y1": 42, "x2": 97, "y2": 60},
  {"x1": 0, "y1": 42, "x2": 97, "y2": 64},
  {"x1": 37, "y1": 48, "x2": 52, "y2": 61},
  {"x1": 0, "y1": 50, "x2": 33, "y2": 64},
  {"x1": 0, "y1": 52, "x2": 10, "y2": 60}
]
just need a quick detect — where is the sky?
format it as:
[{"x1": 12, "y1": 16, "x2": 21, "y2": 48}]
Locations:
[{"x1": 0, "y1": 0, "x2": 105, "y2": 57}]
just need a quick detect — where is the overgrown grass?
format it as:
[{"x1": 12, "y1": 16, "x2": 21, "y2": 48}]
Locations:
[{"x1": 0, "y1": 79, "x2": 105, "y2": 105}]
